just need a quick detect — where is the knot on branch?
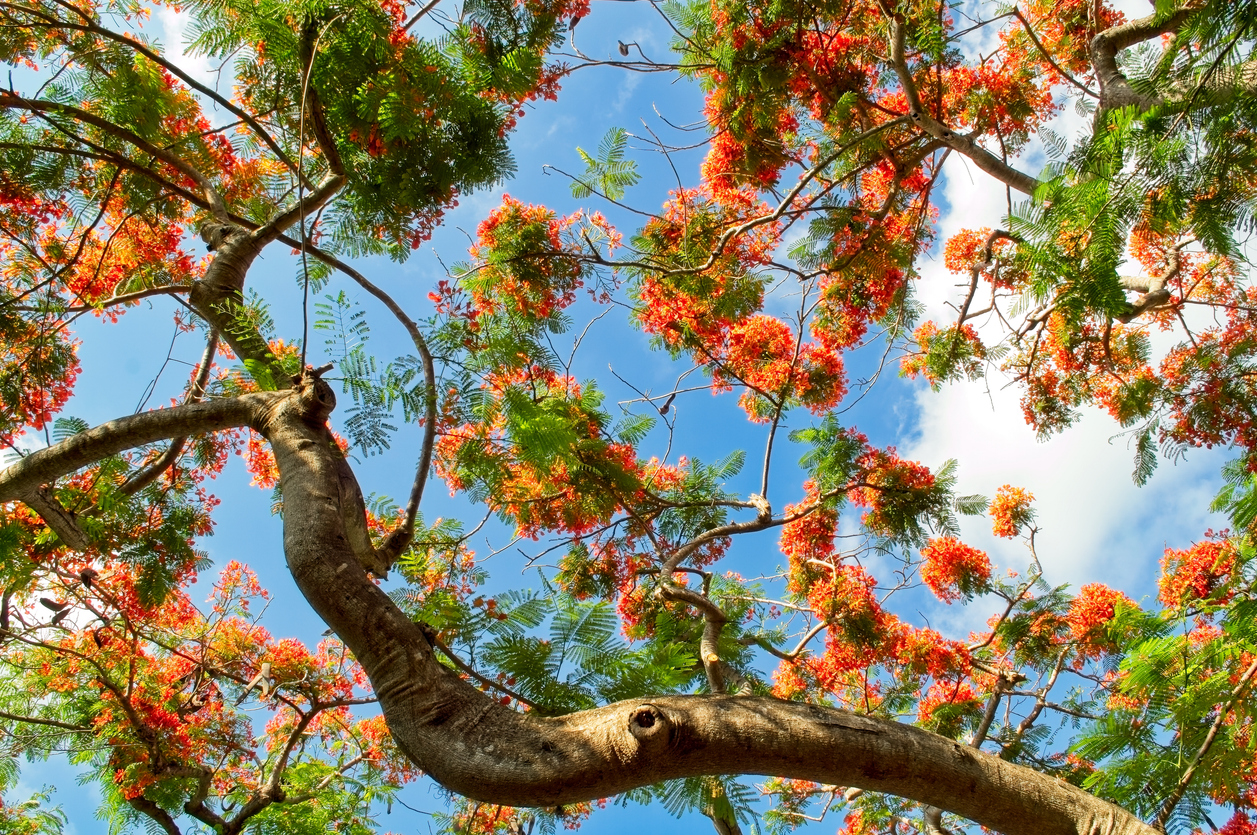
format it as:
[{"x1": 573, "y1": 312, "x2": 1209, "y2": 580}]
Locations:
[
  {"x1": 627, "y1": 703, "x2": 672, "y2": 747},
  {"x1": 293, "y1": 366, "x2": 337, "y2": 424},
  {"x1": 198, "y1": 221, "x2": 245, "y2": 252}
]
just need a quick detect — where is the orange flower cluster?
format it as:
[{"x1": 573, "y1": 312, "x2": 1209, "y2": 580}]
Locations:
[
  {"x1": 917, "y1": 680, "x2": 980, "y2": 726},
  {"x1": 713, "y1": 316, "x2": 849, "y2": 420},
  {"x1": 1220, "y1": 812, "x2": 1256, "y2": 835},
  {"x1": 433, "y1": 366, "x2": 642, "y2": 540},
  {"x1": 850, "y1": 448, "x2": 936, "y2": 537},
  {"x1": 1067, "y1": 583, "x2": 1134, "y2": 660},
  {"x1": 990, "y1": 485, "x2": 1034, "y2": 538},
  {"x1": 943, "y1": 227, "x2": 1018, "y2": 287},
  {"x1": 466, "y1": 195, "x2": 586, "y2": 321},
  {"x1": 919, "y1": 537, "x2": 992, "y2": 603},
  {"x1": 1158, "y1": 539, "x2": 1238, "y2": 609},
  {"x1": 779, "y1": 483, "x2": 839, "y2": 571},
  {"x1": 900, "y1": 320, "x2": 986, "y2": 388}
]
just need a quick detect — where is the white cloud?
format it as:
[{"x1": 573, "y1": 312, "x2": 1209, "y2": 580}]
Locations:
[
  {"x1": 902, "y1": 373, "x2": 1225, "y2": 592},
  {"x1": 612, "y1": 71, "x2": 643, "y2": 115},
  {"x1": 901, "y1": 26, "x2": 1231, "y2": 595},
  {"x1": 158, "y1": 7, "x2": 217, "y2": 98}
]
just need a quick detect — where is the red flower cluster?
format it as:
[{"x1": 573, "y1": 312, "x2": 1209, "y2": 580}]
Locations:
[
  {"x1": 990, "y1": 485, "x2": 1034, "y2": 538},
  {"x1": 1159, "y1": 539, "x2": 1238, "y2": 609},
  {"x1": 466, "y1": 195, "x2": 586, "y2": 321},
  {"x1": 1067, "y1": 584, "x2": 1134, "y2": 660},
  {"x1": 919, "y1": 537, "x2": 992, "y2": 603}
]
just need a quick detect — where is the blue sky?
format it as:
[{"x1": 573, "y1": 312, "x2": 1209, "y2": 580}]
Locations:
[{"x1": 12, "y1": 0, "x2": 1239, "y2": 831}]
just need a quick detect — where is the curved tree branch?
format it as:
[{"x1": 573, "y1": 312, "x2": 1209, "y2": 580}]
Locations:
[
  {"x1": 1, "y1": 3, "x2": 309, "y2": 186},
  {"x1": 1090, "y1": 6, "x2": 1194, "y2": 113},
  {"x1": 260, "y1": 375, "x2": 1160, "y2": 835},
  {"x1": 128, "y1": 795, "x2": 184, "y2": 835},
  {"x1": 0, "y1": 393, "x2": 279, "y2": 502},
  {"x1": 275, "y1": 239, "x2": 438, "y2": 571},
  {"x1": 0, "y1": 93, "x2": 230, "y2": 220},
  {"x1": 887, "y1": 18, "x2": 1040, "y2": 196}
]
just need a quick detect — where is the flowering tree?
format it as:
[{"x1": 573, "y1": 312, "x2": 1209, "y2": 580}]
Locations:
[{"x1": 1, "y1": 0, "x2": 1257, "y2": 833}]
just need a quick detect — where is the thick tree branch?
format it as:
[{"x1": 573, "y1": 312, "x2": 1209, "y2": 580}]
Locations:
[
  {"x1": 262, "y1": 379, "x2": 1161, "y2": 835},
  {"x1": 1090, "y1": 7, "x2": 1193, "y2": 112},
  {"x1": 281, "y1": 242, "x2": 437, "y2": 572},
  {"x1": 188, "y1": 232, "x2": 288, "y2": 378},
  {"x1": 128, "y1": 795, "x2": 184, "y2": 835},
  {"x1": 19, "y1": 485, "x2": 90, "y2": 550},
  {"x1": 252, "y1": 173, "x2": 346, "y2": 247},
  {"x1": 1117, "y1": 239, "x2": 1191, "y2": 323},
  {"x1": 658, "y1": 581, "x2": 728, "y2": 694},
  {"x1": 180, "y1": 769, "x2": 230, "y2": 833},
  {"x1": 0, "y1": 393, "x2": 279, "y2": 502}
]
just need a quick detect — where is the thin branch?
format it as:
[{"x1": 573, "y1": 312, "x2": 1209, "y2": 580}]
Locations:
[
  {"x1": 117, "y1": 329, "x2": 219, "y2": 497},
  {"x1": 53, "y1": 284, "x2": 192, "y2": 315},
  {"x1": 887, "y1": 18, "x2": 1039, "y2": 195},
  {"x1": 425, "y1": 629, "x2": 542, "y2": 712},
  {"x1": 1012, "y1": 7, "x2": 1098, "y2": 98},
  {"x1": 6, "y1": 6, "x2": 308, "y2": 183},
  {"x1": 0, "y1": 709, "x2": 89, "y2": 731},
  {"x1": 403, "y1": 0, "x2": 442, "y2": 32},
  {"x1": 1153, "y1": 656, "x2": 1257, "y2": 829},
  {"x1": 0, "y1": 93, "x2": 230, "y2": 220},
  {"x1": 753, "y1": 620, "x2": 828, "y2": 662},
  {"x1": 949, "y1": 230, "x2": 1014, "y2": 360}
]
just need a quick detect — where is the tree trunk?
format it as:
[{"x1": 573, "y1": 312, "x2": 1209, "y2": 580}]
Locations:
[{"x1": 259, "y1": 377, "x2": 1162, "y2": 835}]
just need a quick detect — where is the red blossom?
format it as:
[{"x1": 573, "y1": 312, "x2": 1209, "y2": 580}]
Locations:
[{"x1": 919, "y1": 537, "x2": 992, "y2": 603}]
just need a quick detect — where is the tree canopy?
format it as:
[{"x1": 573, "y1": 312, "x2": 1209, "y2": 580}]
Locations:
[{"x1": 1, "y1": 0, "x2": 1257, "y2": 833}]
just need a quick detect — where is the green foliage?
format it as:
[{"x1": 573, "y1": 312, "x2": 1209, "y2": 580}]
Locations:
[
  {"x1": 426, "y1": 589, "x2": 700, "y2": 714},
  {"x1": 178, "y1": 0, "x2": 573, "y2": 255},
  {"x1": 50, "y1": 417, "x2": 88, "y2": 443},
  {"x1": 1213, "y1": 458, "x2": 1257, "y2": 530},
  {"x1": 1068, "y1": 537, "x2": 1257, "y2": 830},
  {"x1": 791, "y1": 415, "x2": 865, "y2": 496},
  {"x1": 572, "y1": 128, "x2": 641, "y2": 201},
  {"x1": 657, "y1": 774, "x2": 758, "y2": 832},
  {"x1": 0, "y1": 758, "x2": 64, "y2": 835},
  {"x1": 312, "y1": 292, "x2": 444, "y2": 453}
]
